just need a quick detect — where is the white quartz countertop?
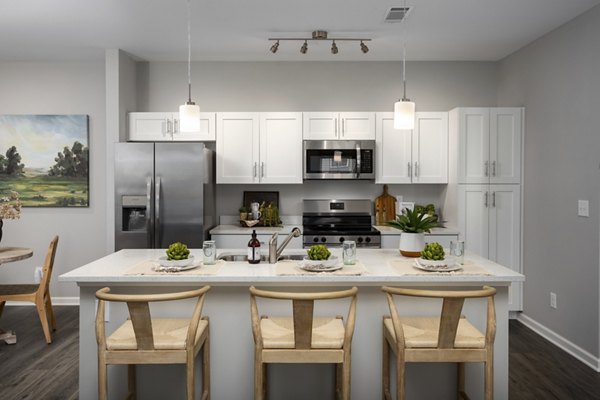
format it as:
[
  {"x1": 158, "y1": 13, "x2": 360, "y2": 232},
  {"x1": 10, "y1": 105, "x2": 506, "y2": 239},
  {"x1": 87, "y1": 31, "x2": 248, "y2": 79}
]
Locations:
[
  {"x1": 373, "y1": 226, "x2": 460, "y2": 235},
  {"x1": 60, "y1": 248, "x2": 524, "y2": 286},
  {"x1": 210, "y1": 224, "x2": 302, "y2": 235}
]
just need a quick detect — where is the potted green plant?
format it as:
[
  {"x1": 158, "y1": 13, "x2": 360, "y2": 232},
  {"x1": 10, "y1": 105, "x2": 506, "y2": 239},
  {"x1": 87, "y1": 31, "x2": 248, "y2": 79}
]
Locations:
[
  {"x1": 386, "y1": 208, "x2": 438, "y2": 257},
  {"x1": 239, "y1": 206, "x2": 249, "y2": 221}
]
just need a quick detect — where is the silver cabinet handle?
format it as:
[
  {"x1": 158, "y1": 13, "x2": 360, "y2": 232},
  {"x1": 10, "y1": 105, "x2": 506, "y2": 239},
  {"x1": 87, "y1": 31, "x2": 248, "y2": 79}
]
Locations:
[
  {"x1": 165, "y1": 119, "x2": 171, "y2": 135},
  {"x1": 414, "y1": 162, "x2": 419, "y2": 178},
  {"x1": 484, "y1": 191, "x2": 488, "y2": 208},
  {"x1": 146, "y1": 176, "x2": 153, "y2": 248},
  {"x1": 261, "y1": 162, "x2": 265, "y2": 178},
  {"x1": 492, "y1": 161, "x2": 496, "y2": 177},
  {"x1": 173, "y1": 118, "x2": 178, "y2": 134},
  {"x1": 155, "y1": 176, "x2": 161, "y2": 248},
  {"x1": 342, "y1": 119, "x2": 345, "y2": 137},
  {"x1": 356, "y1": 144, "x2": 361, "y2": 178},
  {"x1": 407, "y1": 162, "x2": 412, "y2": 178},
  {"x1": 253, "y1": 162, "x2": 257, "y2": 178},
  {"x1": 335, "y1": 119, "x2": 338, "y2": 138},
  {"x1": 484, "y1": 161, "x2": 489, "y2": 177},
  {"x1": 492, "y1": 191, "x2": 496, "y2": 207}
]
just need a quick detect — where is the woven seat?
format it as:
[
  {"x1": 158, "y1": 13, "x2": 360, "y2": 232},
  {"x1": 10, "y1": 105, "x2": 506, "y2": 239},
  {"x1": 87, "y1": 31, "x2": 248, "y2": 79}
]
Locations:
[
  {"x1": 0, "y1": 236, "x2": 59, "y2": 344},
  {"x1": 250, "y1": 286, "x2": 358, "y2": 400},
  {"x1": 96, "y1": 286, "x2": 211, "y2": 400},
  {"x1": 382, "y1": 286, "x2": 496, "y2": 400}
]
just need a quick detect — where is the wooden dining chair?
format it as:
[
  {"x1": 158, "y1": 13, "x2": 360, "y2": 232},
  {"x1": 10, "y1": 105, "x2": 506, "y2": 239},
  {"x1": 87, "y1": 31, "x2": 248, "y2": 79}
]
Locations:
[
  {"x1": 381, "y1": 286, "x2": 496, "y2": 400},
  {"x1": 249, "y1": 286, "x2": 358, "y2": 400},
  {"x1": 0, "y1": 235, "x2": 59, "y2": 344},
  {"x1": 95, "y1": 285, "x2": 211, "y2": 400}
]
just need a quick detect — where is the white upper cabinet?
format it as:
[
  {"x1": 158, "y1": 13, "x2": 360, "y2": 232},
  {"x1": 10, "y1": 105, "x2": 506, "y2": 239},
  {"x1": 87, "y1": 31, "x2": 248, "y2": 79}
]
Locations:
[
  {"x1": 128, "y1": 112, "x2": 216, "y2": 142},
  {"x1": 376, "y1": 112, "x2": 448, "y2": 184},
  {"x1": 216, "y1": 112, "x2": 302, "y2": 184},
  {"x1": 303, "y1": 112, "x2": 375, "y2": 140},
  {"x1": 456, "y1": 108, "x2": 522, "y2": 184}
]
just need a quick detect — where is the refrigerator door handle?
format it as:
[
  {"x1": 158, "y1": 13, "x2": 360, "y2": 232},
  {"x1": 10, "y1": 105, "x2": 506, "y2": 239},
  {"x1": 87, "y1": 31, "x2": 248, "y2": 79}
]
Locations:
[
  {"x1": 155, "y1": 176, "x2": 161, "y2": 248},
  {"x1": 146, "y1": 176, "x2": 153, "y2": 248}
]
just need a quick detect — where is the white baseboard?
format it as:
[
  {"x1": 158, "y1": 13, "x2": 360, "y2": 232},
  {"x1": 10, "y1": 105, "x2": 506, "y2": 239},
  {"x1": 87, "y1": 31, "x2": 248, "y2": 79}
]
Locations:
[
  {"x1": 517, "y1": 313, "x2": 600, "y2": 372},
  {"x1": 5, "y1": 297, "x2": 80, "y2": 306}
]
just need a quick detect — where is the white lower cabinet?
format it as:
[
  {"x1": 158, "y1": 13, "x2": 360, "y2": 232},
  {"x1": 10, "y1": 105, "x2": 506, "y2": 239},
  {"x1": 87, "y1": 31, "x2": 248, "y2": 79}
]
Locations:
[
  {"x1": 458, "y1": 184, "x2": 521, "y2": 310},
  {"x1": 216, "y1": 112, "x2": 302, "y2": 184},
  {"x1": 128, "y1": 112, "x2": 215, "y2": 141},
  {"x1": 376, "y1": 112, "x2": 448, "y2": 183},
  {"x1": 212, "y1": 234, "x2": 303, "y2": 250}
]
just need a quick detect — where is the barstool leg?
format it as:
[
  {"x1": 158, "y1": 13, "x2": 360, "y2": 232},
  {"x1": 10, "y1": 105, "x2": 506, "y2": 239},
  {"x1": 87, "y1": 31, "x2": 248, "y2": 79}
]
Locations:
[
  {"x1": 254, "y1": 350, "x2": 265, "y2": 400},
  {"x1": 382, "y1": 331, "x2": 390, "y2": 400},
  {"x1": 202, "y1": 328, "x2": 210, "y2": 400},
  {"x1": 128, "y1": 364, "x2": 137, "y2": 400},
  {"x1": 457, "y1": 362, "x2": 465, "y2": 399}
]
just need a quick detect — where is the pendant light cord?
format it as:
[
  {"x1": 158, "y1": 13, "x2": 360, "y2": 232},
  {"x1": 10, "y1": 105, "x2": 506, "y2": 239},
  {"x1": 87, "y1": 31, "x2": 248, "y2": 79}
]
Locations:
[
  {"x1": 402, "y1": 44, "x2": 407, "y2": 100},
  {"x1": 186, "y1": 0, "x2": 192, "y2": 102}
]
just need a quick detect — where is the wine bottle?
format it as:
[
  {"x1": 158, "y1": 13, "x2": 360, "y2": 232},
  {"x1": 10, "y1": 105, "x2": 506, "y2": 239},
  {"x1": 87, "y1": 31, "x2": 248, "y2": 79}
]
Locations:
[{"x1": 247, "y1": 229, "x2": 261, "y2": 264}]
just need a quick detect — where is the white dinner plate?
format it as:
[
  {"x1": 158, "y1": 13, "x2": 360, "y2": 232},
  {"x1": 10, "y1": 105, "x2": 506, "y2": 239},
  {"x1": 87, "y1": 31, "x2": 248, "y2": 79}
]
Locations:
[
  {"x1": 298, "y1": 263, "x2": 343, "y2": 272},
  {"x1": 413, "y1": 260, "x2": 462, "y2": 272},
  {"x1": 153, "y1": 262, "x2": 201, "y2": 273}
]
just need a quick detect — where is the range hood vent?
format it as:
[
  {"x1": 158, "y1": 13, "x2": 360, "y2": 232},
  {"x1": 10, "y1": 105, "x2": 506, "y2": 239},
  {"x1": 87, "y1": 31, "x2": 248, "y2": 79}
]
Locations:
[{"x1": 384, "y1": 7, "x2": 412, "y2": 23}]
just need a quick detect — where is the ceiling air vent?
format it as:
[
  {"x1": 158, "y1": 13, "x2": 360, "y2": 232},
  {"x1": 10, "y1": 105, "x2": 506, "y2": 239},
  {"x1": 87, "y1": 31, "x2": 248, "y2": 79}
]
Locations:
[{"x1": 384, "y1": 7, "x2": 412, "y2": 23}]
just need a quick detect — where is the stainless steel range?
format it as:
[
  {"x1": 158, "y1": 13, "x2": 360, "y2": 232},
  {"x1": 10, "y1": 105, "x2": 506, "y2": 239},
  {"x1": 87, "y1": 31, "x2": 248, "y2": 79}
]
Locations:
[{"x1": 302, "y1": 199, "x2": 381, "y2": 248}]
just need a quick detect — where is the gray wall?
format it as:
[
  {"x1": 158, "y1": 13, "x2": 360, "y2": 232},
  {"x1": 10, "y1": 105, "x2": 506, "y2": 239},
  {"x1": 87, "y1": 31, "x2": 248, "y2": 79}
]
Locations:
[
  {"x1": 137, "y1": 61, "x2": 498, "y2": 217},
  {"x1": 0, "y1": 61, "x2": 107, "y2": 299},
  {"x1": 498, "y1": 5, "x2": 600, "y2": 355}
]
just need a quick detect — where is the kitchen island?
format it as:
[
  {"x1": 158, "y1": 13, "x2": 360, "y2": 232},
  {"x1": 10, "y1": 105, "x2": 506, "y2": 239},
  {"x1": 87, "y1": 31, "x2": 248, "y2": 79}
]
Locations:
[{"x1": 60, "y1": 248, "x2": 523, "y2": 400}]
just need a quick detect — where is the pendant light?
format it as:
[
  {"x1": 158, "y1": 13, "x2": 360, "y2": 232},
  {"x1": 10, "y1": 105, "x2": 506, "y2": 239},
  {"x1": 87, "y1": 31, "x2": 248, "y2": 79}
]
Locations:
[
  {"x1": 394, "y1": 0, "x2": 415, "y2": 130},
  {"x1": 179, "y1": 0, "x2": 200, "y2": 132}
]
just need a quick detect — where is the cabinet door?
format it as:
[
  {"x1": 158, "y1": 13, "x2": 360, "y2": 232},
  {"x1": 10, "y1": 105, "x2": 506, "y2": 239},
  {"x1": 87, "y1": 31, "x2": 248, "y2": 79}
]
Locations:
[
  {"x1": 259, "y1": 112, "x2": 303, "y2": 184},
  {"x1": 216, "y1": 113, "x2": 259, "y2": 184},
  {"x1": 339, "y1": 112, "x2": 375, "y2": 140},
  {"x1": 303, "y1": 112, "x2": 339, "y2": 140},
  {"x1": 128, "y1": 112, "x2": 173, "y2": 141},
  {"x1": 458, "y1": 185, "x2": 489, "y2": 258},
  {"x1": 173, "y1": 112, "x2": 216, "y2": 141},
  {"x1": 413, "y1": 112, "x2": 448, "y2": 184},
  {"x1": 458, "y1": 108, "x2": 490, "y2": 184},
  {"x1": 488, "y1": 185, "x2": 521, "y2": 309},
  {"x1": 490, "y1": 108, "x2": 521, "y2": 184},
  {"x1": 375, "y1": 112, "x2": 412, "y2": 183}
]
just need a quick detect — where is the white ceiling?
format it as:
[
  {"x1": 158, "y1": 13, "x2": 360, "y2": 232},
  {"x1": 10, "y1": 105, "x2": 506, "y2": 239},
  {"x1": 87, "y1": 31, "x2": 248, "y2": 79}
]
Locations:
[{"x1": 1, "y1": 0, "x2": 599, "y2": 62}]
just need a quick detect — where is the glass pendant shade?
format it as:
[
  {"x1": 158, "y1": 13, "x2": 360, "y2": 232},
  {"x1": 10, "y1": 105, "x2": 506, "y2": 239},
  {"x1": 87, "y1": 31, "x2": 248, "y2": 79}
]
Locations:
[
  {"x1": 179, "y1": 102, "x2": 200, "y2": 132},
  {"x1": 394, "y1": 99, "x2": 415, "y2": 129}
]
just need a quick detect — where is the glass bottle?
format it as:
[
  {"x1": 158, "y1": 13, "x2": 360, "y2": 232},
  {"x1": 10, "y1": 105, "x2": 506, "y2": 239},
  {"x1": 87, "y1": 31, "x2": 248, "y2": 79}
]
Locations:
[{"x1": 248, "y1": 229, "x2": 261, "y2": 264}]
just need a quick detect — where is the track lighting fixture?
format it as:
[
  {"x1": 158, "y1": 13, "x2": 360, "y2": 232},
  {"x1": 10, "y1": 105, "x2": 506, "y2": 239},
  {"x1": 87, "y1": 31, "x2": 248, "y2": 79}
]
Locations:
[
  {"x1": 270, "y1": 40, "x2": 279, "y2": 54},
  {"x1": 300, "y1": 40, "x2": 308, "y2": 54},
  {"x1": 331, "y1": 41, "x2": 338, "y2": 55},
  {"x1": 269, "y1": 31, "x2": 371, "y2": 55}
]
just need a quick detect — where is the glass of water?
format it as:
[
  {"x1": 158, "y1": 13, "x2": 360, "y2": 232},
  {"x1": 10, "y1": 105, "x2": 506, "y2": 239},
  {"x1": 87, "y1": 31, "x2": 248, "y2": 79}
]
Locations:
[
  {"x1": 450, "y1": 240, "x2": 464, "y2": 265},
  {"x1": 203, "y1": 240, "x2": 216, "y2": 265},
  {"x1": 342, "y1": 240, "x2": 357, "y2": 265}
]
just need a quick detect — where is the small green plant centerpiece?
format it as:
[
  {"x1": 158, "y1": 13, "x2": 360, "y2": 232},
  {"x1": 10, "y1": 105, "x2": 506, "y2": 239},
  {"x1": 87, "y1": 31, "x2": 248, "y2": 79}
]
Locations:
[
  {"x1": 159, "y1": 242, "x2": 194, "y2": 268},
  {"x1": 387, "y1": 208, "x2": 438, "y2": 257},
  {"x1": 239, "y1": 206, "x2": 249, "y2": 221},
  {"x1": 0, "y1": 191, "x2": 22, "y2": 244},
  {"x1": 302, "y1": 244, "x2": 338, "y2": 269}
]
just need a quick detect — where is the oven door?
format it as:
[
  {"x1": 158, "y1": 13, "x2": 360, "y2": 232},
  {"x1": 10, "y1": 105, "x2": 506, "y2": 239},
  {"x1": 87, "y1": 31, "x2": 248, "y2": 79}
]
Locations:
[{"x1": 303, "y1": 140, "x2": 375, "y2": 180}]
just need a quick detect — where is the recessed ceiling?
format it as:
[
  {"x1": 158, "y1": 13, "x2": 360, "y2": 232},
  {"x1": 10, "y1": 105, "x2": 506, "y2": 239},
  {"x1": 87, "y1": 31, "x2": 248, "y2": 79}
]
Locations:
[{"x1": 0, "y1": 0, "x2": 598, "y2": 62}]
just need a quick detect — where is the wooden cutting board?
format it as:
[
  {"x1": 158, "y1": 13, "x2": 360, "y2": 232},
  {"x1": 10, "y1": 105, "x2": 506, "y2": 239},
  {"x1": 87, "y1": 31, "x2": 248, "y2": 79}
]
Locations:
[{"x1": 374, "y1": 184, "x2": 397, "y2": 225}]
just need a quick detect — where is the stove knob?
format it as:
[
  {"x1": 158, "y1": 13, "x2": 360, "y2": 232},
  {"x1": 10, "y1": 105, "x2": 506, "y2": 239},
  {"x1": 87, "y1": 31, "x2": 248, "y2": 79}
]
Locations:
[
  {"x1": 365, "y1": 237, "x2": 371, "y2": 243},
  {"x1": 339, "y1": 237, "x2": 345, "y2": 243},
  {"x1": 313, "y1": 237, "x2": 319, "y2": 243},
  {"x1": 320, "y1": 237, "x2": 327, "y2": 243},
  {"x1": 357, "y1": 237, "x2": 364, "y2": 243}
]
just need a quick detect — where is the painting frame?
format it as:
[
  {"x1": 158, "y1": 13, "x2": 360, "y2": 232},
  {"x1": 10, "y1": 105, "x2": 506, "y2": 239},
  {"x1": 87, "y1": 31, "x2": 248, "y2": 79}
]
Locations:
[{"x1": 0, "y1": 114, "x2": 90, "y2": 208}]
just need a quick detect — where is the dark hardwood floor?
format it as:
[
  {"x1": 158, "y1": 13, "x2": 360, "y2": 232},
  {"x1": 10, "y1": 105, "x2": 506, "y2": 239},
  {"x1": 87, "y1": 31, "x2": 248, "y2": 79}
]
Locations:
[{"x1": 0, "y1": 307, "x2": 599, "y2": 399}]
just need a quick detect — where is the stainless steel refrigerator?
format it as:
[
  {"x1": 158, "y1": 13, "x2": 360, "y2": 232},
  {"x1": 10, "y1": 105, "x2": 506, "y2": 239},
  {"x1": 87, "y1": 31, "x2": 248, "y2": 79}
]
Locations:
[{"x1": 114, "y1": 142, "x2": 215, "y2": 251}]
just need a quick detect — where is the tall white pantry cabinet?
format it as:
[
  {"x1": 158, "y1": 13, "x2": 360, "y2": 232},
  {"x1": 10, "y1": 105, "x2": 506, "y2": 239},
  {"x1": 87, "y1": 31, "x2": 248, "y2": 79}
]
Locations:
[{"x1": 451, "y1": 107, "x2": 524, "y2": 311}]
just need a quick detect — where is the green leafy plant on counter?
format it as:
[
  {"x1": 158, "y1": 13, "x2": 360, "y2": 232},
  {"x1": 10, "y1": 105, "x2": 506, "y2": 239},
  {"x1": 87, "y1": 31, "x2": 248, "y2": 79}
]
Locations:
[
  {"x1": 421, "y1": 242, "x2": 445, "y2": 260},
  {"x1": 414, "y1": 203, "x2": 439, "y2": 223},
  {"x1": 307, "y1": 244, "x2": 331, "y2": 261},
  {"x1": 239, "y1": 206, "x2": 249, "y2": 213},
  {"x1": 386, "y1": 208, "x2": 438, "y2": 233},
  {"x1": 166, "y1": 242, "x2": 190, "y2": 260}
]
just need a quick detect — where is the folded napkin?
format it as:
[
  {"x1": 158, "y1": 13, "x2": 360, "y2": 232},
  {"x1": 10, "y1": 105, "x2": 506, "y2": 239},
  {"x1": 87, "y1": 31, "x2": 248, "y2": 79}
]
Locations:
[
  {"x1": 124, "y1": 259, "x2": 224, "y2": 276},
  {"x1": 389, "y1": 259, "x2": 492, "y2": 276},
  {"x1": 275, "y1": 260, "x2": 368, "y2": 276}
]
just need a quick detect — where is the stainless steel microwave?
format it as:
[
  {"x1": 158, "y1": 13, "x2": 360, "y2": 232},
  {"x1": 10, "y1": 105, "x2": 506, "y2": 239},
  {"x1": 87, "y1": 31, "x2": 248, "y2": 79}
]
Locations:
[{"x1": 303, "y1": 140, "x2": 375, "y2": 180}]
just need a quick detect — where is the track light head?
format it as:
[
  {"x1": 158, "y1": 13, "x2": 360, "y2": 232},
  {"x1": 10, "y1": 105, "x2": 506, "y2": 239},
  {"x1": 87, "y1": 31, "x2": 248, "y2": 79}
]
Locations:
[
  {"x1": 360, "y1": 41, "x2": 369, "y2": 54},
  {"x1": 270, "y1": 40, "x2": 279, "y2": 53},
  {"x1": 300, "y1": 40, "x2": 308, "y2": 54},
  {"x1": 331, "y1": 41, "x2": 339, "y2": 55}
]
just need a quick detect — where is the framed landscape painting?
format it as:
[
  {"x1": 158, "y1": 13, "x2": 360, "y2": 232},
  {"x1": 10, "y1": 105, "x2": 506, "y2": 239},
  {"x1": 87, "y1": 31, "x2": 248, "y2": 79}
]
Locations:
[{"x1": 0, "y1": 115, "x2": 89, "y2": 207}]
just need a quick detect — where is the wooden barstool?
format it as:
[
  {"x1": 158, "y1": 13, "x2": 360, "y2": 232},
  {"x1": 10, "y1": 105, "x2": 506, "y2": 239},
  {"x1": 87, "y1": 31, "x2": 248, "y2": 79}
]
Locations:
[
  {"x1": 249, "y1": 286, "x2": 358, "y2": 400},
  {"x1": 381, "y1": 286, "x2": 496, "y2": 400},
  {"x1": 95, "y1": 286, "x2": 211, "y2": 400}
]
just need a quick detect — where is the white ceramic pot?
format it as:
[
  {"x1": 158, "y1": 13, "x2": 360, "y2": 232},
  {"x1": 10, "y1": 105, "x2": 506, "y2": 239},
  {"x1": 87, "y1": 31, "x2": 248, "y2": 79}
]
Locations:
[{"x1": 399, "y1": 232, "x2": 425, "y2": 257}]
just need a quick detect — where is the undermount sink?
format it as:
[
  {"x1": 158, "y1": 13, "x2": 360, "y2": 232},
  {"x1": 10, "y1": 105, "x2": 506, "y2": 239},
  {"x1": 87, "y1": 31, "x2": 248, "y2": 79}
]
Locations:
[{"x1": 217, "y1": 252, "x2": 305, "y2": 262}]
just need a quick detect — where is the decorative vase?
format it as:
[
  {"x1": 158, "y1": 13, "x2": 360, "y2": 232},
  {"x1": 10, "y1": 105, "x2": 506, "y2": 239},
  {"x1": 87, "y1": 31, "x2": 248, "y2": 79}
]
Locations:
[
  {"x1": 239, "y1": 212, "x2": 248, "y2": 221},
  {"x1": 399, "y1": 232, "x2": 425, "y2": 257}
]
